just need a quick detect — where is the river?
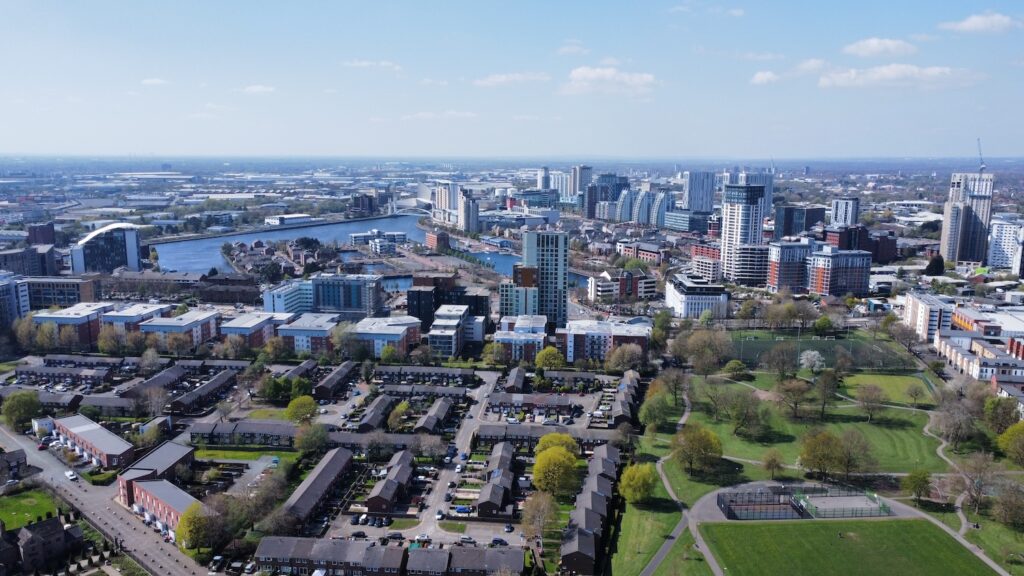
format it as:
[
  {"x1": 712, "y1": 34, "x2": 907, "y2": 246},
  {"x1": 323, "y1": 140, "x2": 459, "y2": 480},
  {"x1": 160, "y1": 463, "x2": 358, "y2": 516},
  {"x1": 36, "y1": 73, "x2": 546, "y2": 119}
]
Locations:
[{"x1": 154, "y1": 214, "x2": 589, "y2": 286}]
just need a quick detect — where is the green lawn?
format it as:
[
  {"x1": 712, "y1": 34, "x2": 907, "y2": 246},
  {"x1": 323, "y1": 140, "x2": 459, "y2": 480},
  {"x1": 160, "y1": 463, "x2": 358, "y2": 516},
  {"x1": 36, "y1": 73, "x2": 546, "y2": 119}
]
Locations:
[
  {"x1": 0, "y1": 361, "x2": 19, "y2": 373},
  {"x1": 688, "y1": 397, "x2": 946, "y2": 473},
  {"x1": 701, "y1": 519, "x2": 994, "y2": 576},
  {"x1": 610, "y1": 462, "x2": 682, "y2": 576},
  {"x1": 963, "y1": 507, "x2": 1024, "y2": 575},
  {"x1": 439, "y1": 521, "x2": 467, "y2": 533},
  {"x1": 0, "y1": 490, "x2": 59, "y2": 530},
  {"x1": 248, "y1": 408, "x2": 288, "y2": 420},
  {"x1": 842, "y1": 373, "x2": 934, "y2": 407},
  {"x1": 390, "y1": 518, "x2": 420, "y2": 530},
  {"x1": 194, "y1": 448, "x2": 299, "y2": 462},
  {"x1": 651, "y1": 529, "x2": 714, "y2": 576}
]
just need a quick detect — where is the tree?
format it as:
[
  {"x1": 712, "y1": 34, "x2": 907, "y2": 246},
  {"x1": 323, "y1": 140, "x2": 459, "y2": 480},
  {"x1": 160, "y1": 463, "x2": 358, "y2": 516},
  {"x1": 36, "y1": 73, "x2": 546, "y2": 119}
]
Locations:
[
  {"x1": 144, "y1": 387, "x2": 169, "y2": 417},
  {"x1": 533, "y1": 446, "x2": 579, "y2": 497},
  {"x1": 814, "y1": 369, "x2": 839, "y2": 420},
  {"x1": 686, "y1": 330, "x2": 733, "y2": 370},
  {"x1": 97, "y1": 325, "x2": 122, "y2": 355},
  {"x1": 263, "y1": 337, "x2": 289, "y2": 362},
  {"x1": 763, "y1": 449, "x2": 785, "y2": 480},
  {"x1": 1, "y1": 390, "x2": 40, "y2": 429},
  {"x1": 536, "y1": 433, "x2": 578, "y2": 456},
  {"x1": 812, "y1": 315, "x2": 833, "y2": 336},
  {"x1": 659, "y1": 369, "x2": 688, "y2": 408},
  {"x1": 906, "y1": 384, "x2": 926, "y2": 409},
  {"x1": 672, "y1": 424, "x2": 722, "y2": 474},
  {"x1": 936, "y1": 402, "x2": 975, "y2": 451},
  {"x1": 736, "y1": 299, "x2": 758, "y2": 323},
  {"x1": 927, "y1": 360, "x2": 945, "y2": 376},
  {"x1": 775, "y1": 379, "x2": 812, "y2": 419},
  {"x1": 613, "y1": 422, "x2": 637, "y2": 452},
  {"x1": 295, "y1": 423, "x2": 329, "y2": 455},
  {"x1": 799, "y1": 350, "x2": 825, "y2": 374},
  {"x1": 698, "y1": 309, "x2": 714, "y2": 327},
  {"x1": 992, "y1": 482, "x2": 1024, "y2": 531},
  {"x1": 835, "y1": 429, "x2": 876, "y2": 479},
  {"x1": 218, "y1": 334, "x2": 250, "y2": 360},
  {"x1": 856, "y1": 384, "x2": 887, "y2": 422},
  {"x1": 521, "y1": 492, "x2": 557, "y2": 540},
  {"x1": 285, "y1": 395, "x2": 318, "y2": 423},
  {"x1": 605, "y1": 343, "x2": 644, "y2": 372},
  {"x1": 173, "y1": 303, "x2": 190, "y2": 317},
  {"x1": 380, "y1": 345, "x2": 400, "y2": 365},
  {"x1": 56, "y1": 325, "x2": 79, "y2": 351},
  {"x1": 418, "y1": 434, "x2": 446, "y2": 460},
  {"x1": 984, "y1": 397, "x2": 1020, "y2": 435},
  {"x1": 361, "y1": 359, "x2": 375, "y2": 383},
  {"x1": 924, "y1": 254, "x2": 945, "y2": 276},
  {"x1": 387, "y1": 400, "x2": 411, "y2": 431},
  {"x1": 79, "y1": 404, "x2": 101, "y2": 421},
  {"x1": 723, "y1": 359, "x2": 749, "y2": 380},
  {"x1": 800, "y1": 429, "x2": 841, "y2": 480},
  {"x1": 722, "y1": 388, "x2": 762, "y2": 436},
  {"x1": 139, "y1": 347, "x2": 162, "y2": 375},
  {"x1": 997, "y1": 422, "x2": 1024, "y2": 467},
  {"x1": 834, "y1": 347, "x2": 854, "y2": 377},
  {"x1": 177, "y1": 502, "x2": 211, "y2": 549},
  {"x1": 13, "y1": 315, "x2": 36, "y2": 352},
  {"x1": 902, "y1": 470, "x2": 932, "y2": 504},
  {"x1": 619, "y1": 463, "x2": 658, "y2": 504},
  {"x1": 764, "y1": 342, "x2": 797, "y2": 383},
  {"x1": 34, "y1": 322, "x2": 56, "y2": 353},
  {"x1": 961, "y1": 452, "x2": 997, "y2": 514},
  {"x1": 166, "y1": 333, "x2": 193, "y2": 357},
  {"x1": 125, "y1": 331, "x2": 148, "y2": 356},
  {"x1": 534, "y1": 346, "x2": 566, "y2": 370},
  {"x1": 639, "y1": 393, "x2": 671, "y2": 436},
  {"x1": 889, "y1": 324, "x2": 918, "y2": 352}
]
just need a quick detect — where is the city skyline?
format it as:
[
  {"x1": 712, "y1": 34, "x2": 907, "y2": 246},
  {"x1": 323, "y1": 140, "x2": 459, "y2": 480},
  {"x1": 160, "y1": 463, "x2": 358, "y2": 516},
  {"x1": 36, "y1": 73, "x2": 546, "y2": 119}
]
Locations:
[{"x1": 1, "y1": 1, "x2": 1022, "y2": 158}]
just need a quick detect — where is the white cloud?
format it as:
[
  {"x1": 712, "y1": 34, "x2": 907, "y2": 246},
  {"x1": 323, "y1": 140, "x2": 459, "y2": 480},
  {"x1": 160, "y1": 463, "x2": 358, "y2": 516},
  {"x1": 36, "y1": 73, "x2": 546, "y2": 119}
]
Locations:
[
  {"x1": 600, "y1": 57, "x2": 623, "y2": 66},
  {"x1": 749, "y1": 71, "x2": 780, "y2": 85},
  {"x1": 818, "y1": 63, "x2": 964, "y2": 88},
  {"x1": 420, "y1": 78, "x2": 449, "y2": 87},
  {"x1": 795, "y1": 58, "x2": 827, "y2": 74},
  {"x1": 727, "y1": 8, "x2": 745, "y2": 17},
  {"x1": 343, "y1": 59, "x2": 403, "y2": 72},
  {"x1": 843, "y1": 38, "x2": 917, "y2": 57},
  {"x1": 140, "y1": 78, "x2": 169, "y2": 86},
  {"x1": 473, "y1": 72, "x2": 550, "y2": 87},
  {"x1": 939, "y1": 11, "x2": 1019, "y2": 33},
  {"x1": 740, "y1": 51, "x2": 784, "y2": 61},
  {"x1": 241, "y1": 84, "x2": 275, "y2": 93},
  {"x1": 402, "y1": 110, "x2": 478, "y2": 121},
  {"x1": 323, "y1": 88, "x2": 338, "y2": 94},
  {"x1": 561, "y1": 66, "x2": 656, "y2": 96},
  {"x1": 557, "y1": 40, "x2": 589, "y2": 56}
]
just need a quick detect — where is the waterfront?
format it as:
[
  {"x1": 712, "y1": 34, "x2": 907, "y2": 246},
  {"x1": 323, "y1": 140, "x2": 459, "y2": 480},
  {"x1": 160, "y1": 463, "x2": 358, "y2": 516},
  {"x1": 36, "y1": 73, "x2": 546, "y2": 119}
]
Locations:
[{"x1": 154, "y1": 214, "x2": 588, "y2": 286}]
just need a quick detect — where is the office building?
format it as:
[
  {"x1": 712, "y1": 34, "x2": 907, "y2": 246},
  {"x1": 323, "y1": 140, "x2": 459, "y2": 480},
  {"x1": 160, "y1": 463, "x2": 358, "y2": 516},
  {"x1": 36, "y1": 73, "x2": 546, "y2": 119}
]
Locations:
[
  {"x1": 773, "y1": 205, "x2": 826, "y2": 239},
  {"x1": 587, "y1": 269, "x2": 657, "y2": 303},
  {"x1": 570, "y1": 165, "x2": 593, "y2": 198},
  {"x1": 613, "y1": 189, "x2": 635, "y2": 223},
  {"x1": 70, "y1": 223, "x2": 140, "y2": 274},
  {"x1": 665, "y1": 274, "x2": 729, "y2": 319},
  {"x1": 537, "y1": 166, "x2": 550, "y2": 190},
  {"x1": 691, "y1": 256, "x2": 722, "y2": 283},
  {"x1": 0, "y1": 245, "x2": 57, "y2": 276},
  {"x1": 458, "y1": 190, "x2": 480, "y2": 234},
  {"x1": 721, "y1": 184, "x2": 766, "y2": 282},
  {"x1": 0, "y1": 271, "x2": 29, "y2": 329},
  {"x1": 732, "y1": 245, "x2": 770, "y2": 286},
  {"x1": 631, "y1": 190, "x2": 653, "y2": 225},
  {"x1": 681, "y1": 171, "x2": 715, "y2": 213},
  {"x1": 582, "y1": 184, "x2": 599, "y2": 219},
  {"x1": 988, "y1": 219, "x2": 1023, "y2": 269},
  {"x1": 806, "y1": 245, "x2": 871, "y2": 297},
  {"x1": 663, "y1": 210, "x2": 710, "y2": 234},
  {"x1": 767, "y1": 239, "x2": 816, "y2": 294},
  {"x1": 831, "y1": 197, "x2": 860, "y2": 226},
  {"x1": 522, "y1": 231, "x2": 568, "y2": 330},
  {"x1": 737, "y1": 171, "x2": 774, "y2": 217},
  {"x1": 940, "y1": 172, "x2": 994, "y2": 263},
  {"x1": 263, "y1": 273, "x2": 384, "y2": 320}
]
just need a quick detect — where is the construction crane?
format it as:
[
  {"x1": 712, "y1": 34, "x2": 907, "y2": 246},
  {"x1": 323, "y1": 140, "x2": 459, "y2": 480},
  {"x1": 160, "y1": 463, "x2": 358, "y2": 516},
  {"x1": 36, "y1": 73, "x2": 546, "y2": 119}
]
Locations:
[{"x1": 977, "y1": 137, "x2": 987, "y2": 174}]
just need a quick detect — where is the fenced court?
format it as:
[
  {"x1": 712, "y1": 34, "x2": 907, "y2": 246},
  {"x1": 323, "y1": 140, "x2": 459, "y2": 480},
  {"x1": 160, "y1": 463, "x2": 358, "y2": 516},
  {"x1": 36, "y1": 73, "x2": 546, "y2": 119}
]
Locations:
[
  {"x1": 718, "y1": 485, "x2": 892, "y2": 521},
  {"x1": 731, "y1": 331, "x2": 915, "y2": 371}
]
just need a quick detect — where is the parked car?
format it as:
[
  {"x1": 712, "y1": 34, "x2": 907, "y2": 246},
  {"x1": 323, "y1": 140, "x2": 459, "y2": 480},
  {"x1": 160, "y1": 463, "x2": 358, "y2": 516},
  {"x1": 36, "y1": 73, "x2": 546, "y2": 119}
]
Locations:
[
  {"x1": 243, "y1": 563, "x2": 256, "y2": 574},
  {"x1": 350, "y1": 515, "x2": 360, "y2": 525},
  {"x1": 491, "y1": 538, "x2": 508, "y2": 547},
  {"x1": 504, "y1": 524, "x2": 514, "y2": 533},
  {"x1": 455, "y1": 465, "x2": 463, "y2": 473},
  {"x1": 415, "y1": 533, "x2": 431, "y2": 542},
  {"x1": 387, "y1": 532, "x2": 404, "y2": 540},
  {"x1": 64, "y1": 471, "x2": 77, "y2": 481},
  {"x1": 444, "y1": 493, "x2": 453, "y2": 502},
  {"x1": 460, "y1": 536, "x2": 476, "y2": 545},
  {"x1": 435, "y1": 511, "x2": 444, "y2": 520},
  {"x1": 37, "y1": 444, "x2": 47, "y2": 451},
  {"x1": 448, "y1": 481, "x2": 457, "y2": 489},
  {"x1": 352, "y1": 531, "x2": 367, "y2": 539}
]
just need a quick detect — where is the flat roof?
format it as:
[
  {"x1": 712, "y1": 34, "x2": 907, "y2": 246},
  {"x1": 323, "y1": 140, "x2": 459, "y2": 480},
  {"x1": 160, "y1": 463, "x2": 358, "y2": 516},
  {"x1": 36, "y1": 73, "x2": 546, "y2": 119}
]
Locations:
[
  {"x1": 34, "y1": 302, "x2": 115, "y2": 321},
  {"x1": 355, "y1": 315, "x2": 420, "y2": 335},
  {"x1": 279, "y1": 313, "x2": 340, "y2": 331},
  {"x1": 221, "y1": 312, "x2": 296, "y2": 330},
  {"x1": 102, "y1": 303, "x2": 173, "y2": 321},
  {"x1": 55, "y1": 414, "x2": 133, "y2": 455},
  {"x1": 140, "y1": 309, "x2": 220, "y2": 328},
  {"x1": 134, "y1": 479, "x2": 198, "y2": 515}
]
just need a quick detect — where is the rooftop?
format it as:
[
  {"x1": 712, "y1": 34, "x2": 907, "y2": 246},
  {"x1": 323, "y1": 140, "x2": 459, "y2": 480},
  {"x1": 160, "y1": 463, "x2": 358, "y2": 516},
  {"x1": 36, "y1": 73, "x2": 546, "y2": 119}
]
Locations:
[
  {"x1": 102, "y1": 303, "x2": 173, "y2": 321},
  {"x1": 34, "y1": 302, "x2": 115, "y2": 321},
  {"x1": 279, "y1": 313, "x2": 341, "y2": 331},
  {"x1": 55, "y1": 414, "x2": 133, "y2": 455},
  {"x1": 354, "y1": 315, "x2": 421, "y2": 335},
  {"x1": 561, "y1": 319, "x2": 653, "y2": 338},
  {"x1": 134, "y1": 480, "x2": 198, "y2": 515},
  {"x1": 140, "y1": 309, "x2": 220, "y2": 328},
  {"x1": 221, "y1": 312, "x2": 296, "y2": 330}
]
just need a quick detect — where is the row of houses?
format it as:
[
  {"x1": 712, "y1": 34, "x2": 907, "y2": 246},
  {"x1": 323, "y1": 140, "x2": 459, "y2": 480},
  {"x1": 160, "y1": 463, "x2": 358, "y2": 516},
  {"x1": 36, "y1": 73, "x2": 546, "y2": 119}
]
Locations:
[
  {"x1": 561, "y1": 444, "x2": 621, "y2": 576},
  {"x1": 476, "y1": 442, "x2": 518, "y2": 519},
  {"x1": 473, "y1": 424, "x2": 617, "y2": 455},
  {"x1": 283, "y1": 448, "x2": 354, "y2": 524},
  {"x1": 365, "y1": 450, "x2": 415, "y2": 514},
  {"x1": 378, "y1": 384, "x2": 469, "y2": 400},
  {"x1": 254, "y1": 537, "x2": 525, "y2": 576}
]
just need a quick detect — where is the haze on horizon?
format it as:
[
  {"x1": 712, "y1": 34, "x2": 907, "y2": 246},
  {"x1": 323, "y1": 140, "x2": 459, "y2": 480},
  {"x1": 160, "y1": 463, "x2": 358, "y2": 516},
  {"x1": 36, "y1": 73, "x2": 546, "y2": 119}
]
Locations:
[{"x1": 1, "y1": 1, "x2": 1022, "y2": 159}]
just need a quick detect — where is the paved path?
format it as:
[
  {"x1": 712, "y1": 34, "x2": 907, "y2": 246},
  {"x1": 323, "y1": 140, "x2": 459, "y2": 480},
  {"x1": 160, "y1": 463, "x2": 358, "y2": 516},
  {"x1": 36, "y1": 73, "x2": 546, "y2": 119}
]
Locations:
[{"x1": 638, "y1": 389, "x2": 727, "y2": 576}]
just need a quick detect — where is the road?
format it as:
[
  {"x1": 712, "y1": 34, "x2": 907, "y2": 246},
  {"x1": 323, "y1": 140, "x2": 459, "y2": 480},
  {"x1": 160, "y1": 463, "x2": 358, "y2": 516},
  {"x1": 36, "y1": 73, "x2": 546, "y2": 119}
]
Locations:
[{"x1": 0, "y1": 425, "x2": 197, "y2": 576}]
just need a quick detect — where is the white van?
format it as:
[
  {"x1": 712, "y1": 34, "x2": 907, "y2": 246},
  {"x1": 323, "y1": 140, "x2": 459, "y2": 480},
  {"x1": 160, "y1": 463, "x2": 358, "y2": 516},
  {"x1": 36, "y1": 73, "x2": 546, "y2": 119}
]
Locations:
[{"x1": 64, "y1": 471, "x2": 77, "y2": 481}]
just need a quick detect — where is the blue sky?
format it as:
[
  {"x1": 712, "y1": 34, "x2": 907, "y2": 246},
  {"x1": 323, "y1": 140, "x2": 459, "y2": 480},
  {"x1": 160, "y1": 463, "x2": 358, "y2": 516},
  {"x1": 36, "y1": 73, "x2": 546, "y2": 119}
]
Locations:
[{"x1": 1, "y1": 1, "x2": 1021, "y2": 159}]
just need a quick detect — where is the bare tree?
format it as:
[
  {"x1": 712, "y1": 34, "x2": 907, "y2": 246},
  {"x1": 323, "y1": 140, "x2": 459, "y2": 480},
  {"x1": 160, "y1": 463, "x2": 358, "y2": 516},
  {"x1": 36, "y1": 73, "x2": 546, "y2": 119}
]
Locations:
[
  {"x1": 764, "y1": 342, "x2": 797, "y2": 383},
  {"x1": 936, "y1": 402, "x2": 975, "y2": 451},
  {"x1": 521, "y1": 492, "x2": 557, "y2": 540},
  {"x1": 814, "y1": 369, "x2": 839, "y2": 420},
  {"x1": 906, "y1": 384, "x2": 926, "y2": 408},
  {"x1": 144, "y1": 387, "x2": 169, "y2": 417},
  {"x1": 835, "y1": 429, "x2": 876, "y2": 479},
  {"x1": 961, "y1": 452, "x2": 997, "y2": 514},
  {"x1": 775, "y1": 379, "x2": 812, "y2": 419},
  {"x1": 856, "y1": 384, "x2": 888, "y2": 422}
]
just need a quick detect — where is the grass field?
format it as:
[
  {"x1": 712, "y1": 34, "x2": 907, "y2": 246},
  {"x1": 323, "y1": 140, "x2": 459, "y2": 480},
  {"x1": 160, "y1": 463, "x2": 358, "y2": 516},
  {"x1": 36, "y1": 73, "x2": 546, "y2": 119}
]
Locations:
[
  {"x1": 389, "y1": 518, "x2": 420, "y2": 530},
  {"x1": 730, "y1": 329, "x2": 915, "y2": 371},
  {"x1": 842, "y1": 373, "x2": 934, "y2": 407},
  {"x1": 688, "y1": 392, "x2": 946, "y2": 473},
  {"x1": 248, "y1": 408, "x2": 288, "y2": 420},
  {"x1": 438, "y1": 521, "x2": 467, "y2": 533},
  {"x1": 651, "y1": 529, "x2": 714, "y2": 576},
  {"x1": 0, "y1": 490, "x2": 59, "y2": 530},
  {"x1": 962, "y1": 507, "x2": 1024, "y2": 575},
  {"x1": 701, "y1": 519, "x2": 994, "y2": 576},
  {"x1": 194, "y1": 448, "x2": 299, "y2": 462}
]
